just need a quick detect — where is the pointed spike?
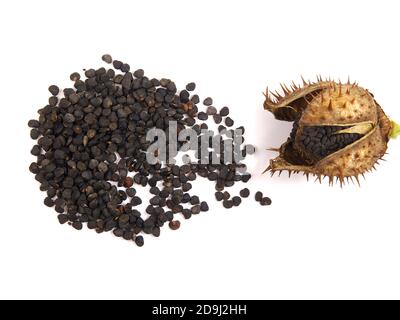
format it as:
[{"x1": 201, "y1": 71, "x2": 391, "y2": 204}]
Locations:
[
  {"x1": 354, "y1": 175, "x2": 360, "y2": 187},
  {"x1": 338, "y1": 84, "x2": 342, "y2": 97},
  {"x1": 278, "y1": 170, "x2": 282, "y2": 177},
  {"x1": 262, "y1": 165, "x2": 271, "y2": 174},
  {"x1": 301, "y1": 75, "x2": 307, "y2": 86},
  {"x1": 271, "y1": 92, "x2": 281, "y2": 100},
  {"x1": 284, "y1": 83, "x2": 291, "y2": 93},
  {"x1": 280, "y1": 83, "x2": 288, "y2": 94},
  {"x1": 328, "y1": 100, "x2": 333, "y2": 111},
  {"x1": 347, "y1": 76, "x2": 351, "y2": 85},
  {"x1": 270, "y1": 170, "x2": 275, "y2": 177}
]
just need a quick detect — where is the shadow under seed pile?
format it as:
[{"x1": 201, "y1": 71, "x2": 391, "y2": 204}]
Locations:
[{"x1": 28, "y1": 54, "x2": 258, "y2": 246}]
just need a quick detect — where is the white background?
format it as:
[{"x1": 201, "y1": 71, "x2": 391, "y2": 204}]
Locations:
[{"x1": 1, "y1": 0, "x2": 400, "y2": 300}]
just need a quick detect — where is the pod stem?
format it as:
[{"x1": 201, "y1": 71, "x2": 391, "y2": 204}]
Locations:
[{"x1": 390, "y1": 120, "x2": 400, "y2": 139}]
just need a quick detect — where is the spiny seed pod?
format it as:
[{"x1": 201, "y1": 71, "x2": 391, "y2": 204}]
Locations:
[{"x1": 263, "y1": 77, "x2": 400, "y2": 186}]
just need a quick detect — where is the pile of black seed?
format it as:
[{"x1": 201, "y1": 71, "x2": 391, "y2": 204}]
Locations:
[{"x1": 28, "y1": 55, "x2": 266, "y2": 246}]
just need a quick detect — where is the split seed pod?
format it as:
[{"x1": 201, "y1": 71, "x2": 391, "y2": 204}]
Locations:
[{"x1": 263, "y1": 78, "x2": 400, "y2": 185}]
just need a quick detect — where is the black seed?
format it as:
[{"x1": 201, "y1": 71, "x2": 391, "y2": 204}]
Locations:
[
  {"x1": 133, "y1": 69, "x2": 144, "y2": 78},
  {"x1": 28, "y1": 120, "x2": 40, "y2": 128},
  {"x1": 213, "y1": 114, "x2": 222, "y2": 124},
  {"x1": 215, "y1": 191, "x2": 224, "y2": 201},
  {"x1": 186, "y1": 82, "x2": 196, "y2": 91},
  {"x1": 223, "y1": 191, "x2": 230, "y2": 200},
  {"x1": 255, "y1": 191, "x2": 263, "y2": 202},
  {"x1": 200, "y1": 201, "x2": 209, "y2": 211},
  {"x1": 169, "y1": 220, "x2": 180, "y2": 230},
  {"x1": 198, "y1": 112, "x2": 208, "y2": 121},
  {"x1": 190, "y1": 196, "x2": 200, "y2": 205},
  {"x1": 64, "y1": 113, "x2": 75, "y2": 123},
  {"x1": 150, "y1": 186, "x2": 160, "y2": 195},
  {"x1": 182, "y1": 182, "x2": 192, "y2": 192},
  {"x1": 57, "y1": 214, "x2": 68, "y2": 224},
  {"x1": 239, "y1": 188, "x2": 250, "y2": 198},
  {"x1": 72, "y1": 221, "x2": 83, "y2": 230},
  {"x1": 203, "y1": 97, "x2": 213, "y2": 106},
  {"x1": 225, "y1": 117, "x2": 234, "y2": 127},
  {"x1": 191, "y1": 205, "x2": 201, "y2": 214},
  {"x1": 44, "y1": 197, "x2": 54, "y2": 207},
  {"x1": 121, "y1": 63, "x2": 130, "y2": 73},
  {"x1": 102, "y1": 54, "x2": 112, "y2": 64},
  {"x1": 152, "y1": 227, "x2": 160, "y2": 237},
  {"x1": 113, "y1": 228, "x2": 124, "y2": 237},
  {"x1": 70, "y1": 72, "x2": 80, "y2": 81},
  {"x1": 260, "y1": 197, "x2": 272, "y2": 206},
  {"x1": 30, "y1": 129, "x2": 40, "y2": 139},
  {"x1": 232, "y1": 196, "x2": 241, "y2": 206},
  {"x1": 48, "y1": 85, "x2": 59, "y2": 96},
  {"x1": 223, "y1": 200, "x2": 233, "y2": 209},
  {"x1": 220, "y1": 106, "x2": 229, "y2": 116},
  {"x1": 135, "y1": 235, "x2": 144, "y2": 247},
  {"x1": 131, "y1": 196, "x2": 142, "y2": 206},
  {"x1": 182, "y1": 209, "x2": 192, "y2": 219}
]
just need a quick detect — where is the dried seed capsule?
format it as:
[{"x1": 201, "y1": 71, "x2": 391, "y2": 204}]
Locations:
[{"x1": 263, "y1": 79, "x2": 397, "y2": 185}]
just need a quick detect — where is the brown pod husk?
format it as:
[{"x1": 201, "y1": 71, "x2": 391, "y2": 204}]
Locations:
[{"x1": 263, "y1": 77, "x2": 398, "y2": 186}]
